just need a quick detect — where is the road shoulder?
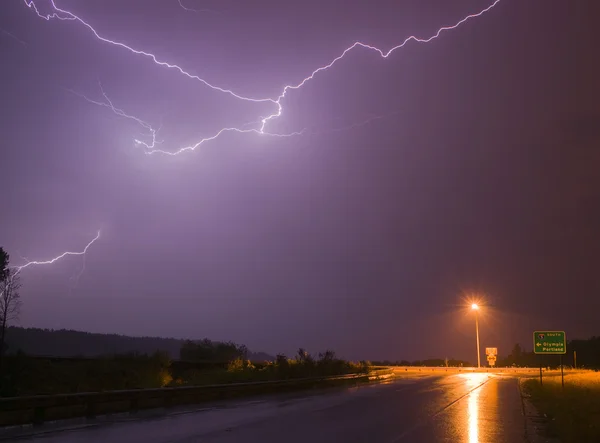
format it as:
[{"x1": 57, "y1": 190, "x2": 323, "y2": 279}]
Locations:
[{"x1": 518, "y1": 378, "x2": 561, "y2": 443}]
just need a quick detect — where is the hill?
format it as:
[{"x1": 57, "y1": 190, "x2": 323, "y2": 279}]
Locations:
[{"x1": 4, "y1": 327, "x2": 273, "y2": 362}]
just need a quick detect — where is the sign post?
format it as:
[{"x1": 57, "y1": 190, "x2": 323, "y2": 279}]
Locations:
[
  {"x1": 485, "y1": 347, "x2": 497, "y2": 367},
  {"x1": 533, "y1": 331, "x2": 567, "y2": 388},
  {"x1": 560, "y1": 355, "x2": 564, "y2": 388}
]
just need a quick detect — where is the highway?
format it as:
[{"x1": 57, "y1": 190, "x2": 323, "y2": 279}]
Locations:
[{"x1": 8, "y1": 372, "x2": 529, "y2": 443}]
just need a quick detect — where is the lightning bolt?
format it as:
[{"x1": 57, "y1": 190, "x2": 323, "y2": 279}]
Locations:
[
  {"x1": 23, "y1": 0, "x2": 502, "y2": 155},
  {"x1": 1, "y1": 26, "x2": 28, "y2": 46},
  {"x1": 70, "y1": 83, "x2": 306, "y2": 156},
  {"x1": 1, "y1": 231, "x2": 101, "y2": 298},
  {"x1": 9, "y1": 231, "x2": 101, "y2": 276},
  {"x1": 177, "y1": 0, "x2": 220, "y2": 14},
  {"x1": 67, "y1": 83, "x2": 160, "y2": 151},
  {"x1": 68, "y1": 251, "x2": 87, "y2": 292}
]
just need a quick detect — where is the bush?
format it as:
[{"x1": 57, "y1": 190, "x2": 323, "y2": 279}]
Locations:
[{"x1": 227, "y1": 358, "x2": 255, "y2": 373}]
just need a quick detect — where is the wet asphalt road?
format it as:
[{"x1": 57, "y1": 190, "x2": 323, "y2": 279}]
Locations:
[{"x1": 10, "y1": 373, "x2": 528, "y2": 443}]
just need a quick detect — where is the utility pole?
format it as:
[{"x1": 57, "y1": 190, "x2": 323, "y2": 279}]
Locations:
[
  {"x1": 471, "y1": 303, "x2": 481, "y2": 369},
  {"x1": 475, "y1": 309, "x2": 481, "y2": 368}
]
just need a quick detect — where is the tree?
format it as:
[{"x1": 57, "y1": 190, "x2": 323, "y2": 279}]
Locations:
[
  {"x1": 0, "y1": 247, "x2": 9, "y2": 282},
  {"x1": 318, "y1": 350, "x2": 336, "y2": 363},
  {"x1": 507, "y1": 343, "x2": 523, "y2": 366},
  {"x1": 179, "y1": 338, "x2": 247, "y2": 362},
  {"x1": 512, "y1": 343, "x2": 522, "y2": 359},
  {"x1": 0, "y1": 269, "x2": 22, "y2": 370},
  {"x1": 296, "y1": 348, "x2": 311, "y2": 363}
]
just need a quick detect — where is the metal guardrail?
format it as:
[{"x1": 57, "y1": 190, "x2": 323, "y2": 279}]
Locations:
[
  {"x1": 391, "y1": 366, "x2": 540, "y2": 372},
  {"x1": 0, "y1": 371, "x2": 387, "y2": 427},
  {"x1": 390, "y1": 366, "x2": 539, "y2": 372}
]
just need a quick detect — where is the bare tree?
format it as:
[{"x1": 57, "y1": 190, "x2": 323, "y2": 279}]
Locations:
[
  {"x1": 0, "y1": 269, "x2": 21, "y2": 369},
  {"x1": 0, "y1": 247, "x2": 8, "y2": 282}
]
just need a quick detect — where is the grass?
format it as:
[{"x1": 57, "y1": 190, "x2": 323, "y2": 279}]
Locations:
[{"x1": 522, "y1": 370, "x2": 600, "y2": 443}]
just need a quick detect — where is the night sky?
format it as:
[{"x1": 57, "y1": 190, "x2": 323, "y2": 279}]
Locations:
[{"x1": 1, "y1": 0, "x2": 599, "y2": 361}]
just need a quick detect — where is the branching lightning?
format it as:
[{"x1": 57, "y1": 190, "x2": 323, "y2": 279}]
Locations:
[
  {"x1": 9, "y1": 231, "x2": 101, "y2": 277},
  {"x1": 22, "y1": 0, "x2": 502, "y2": 155},
  {"x1": 10, "y1": 1, "x2": 502, "y2": 295},
  {"x1": 67, "y1": 84, "x2": 160, "y2": 150},
  {"x1": 70, "y1": 83, "x2": 306, "y2": 156},
  {"x1": 1, "y1": 231, "x2": 101, "y2": 298}
]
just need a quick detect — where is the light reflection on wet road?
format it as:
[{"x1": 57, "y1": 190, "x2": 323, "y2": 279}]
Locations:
[
  {"x1": 13, "y1": 373, "x2": 527, "y2": 443},
  {"x1": 468, "y1": 374, "x2": 482, "y2": 443}
]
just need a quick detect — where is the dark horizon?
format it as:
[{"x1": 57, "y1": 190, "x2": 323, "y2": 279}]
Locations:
[
  {"x1": 1, "y1": 0, "x2": 599, "y2": 362},
  {"x1": 9, "y1": 324, "x2": 596, "y2": 366}
]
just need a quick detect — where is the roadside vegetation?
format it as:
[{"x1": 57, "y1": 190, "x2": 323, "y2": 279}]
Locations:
[
  {"x1": 371, "y1": 358, "x2": 470, "y2": 367},
  {"x1": 1, "y1": 351, "x2": 173, "y2": 396},
  {"x1": 0, "y1": 345, "x2": 371, "y2": 397},
  {"x1": 523, "y1": 370, "x2": 600, "y2": 443}
]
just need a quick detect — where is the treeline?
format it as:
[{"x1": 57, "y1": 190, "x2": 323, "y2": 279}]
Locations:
[
  {"x1": 180, "y1": 339, "x2": 248, "y2": 362},
  {"x1": 373, "y1": 336, "x2": 600, "y2": 369},
  {"x1": 569, "y1": 337, "x2": 600, "y2": 368},
  {"x1": 3, "y1": 327, "x2": 272, "y2": 362},
  {"x1": 0, "y1": 342, "x2": 371, "y2": 397},
  {"x1": 498, "y1": 337, "x2": 600, "y2": 369},
  {"x1": 179, "y1": 349, "x2": 371, "y2": 386},
  {"x1": 371, "y1": 358, "x2": 471, "y2": 367}
]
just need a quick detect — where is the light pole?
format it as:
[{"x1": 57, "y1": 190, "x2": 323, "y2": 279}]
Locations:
[{"x1": 471, "y1": 303, "x2": 481, "y2": 368}]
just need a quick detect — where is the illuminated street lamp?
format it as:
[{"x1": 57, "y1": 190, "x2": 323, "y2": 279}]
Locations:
[{"x1": 471, "y1": 303, "x2": 481, "y2": 368}]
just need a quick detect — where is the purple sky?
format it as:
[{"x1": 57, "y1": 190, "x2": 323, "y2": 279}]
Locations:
[{"x1": 1, "y1": 0, "x2": 599, "y2": 361}]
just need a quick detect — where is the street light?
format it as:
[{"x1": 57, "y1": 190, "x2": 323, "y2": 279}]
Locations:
[{"x1": 471, "y1": 303, "x2": 481, "y2": 368}]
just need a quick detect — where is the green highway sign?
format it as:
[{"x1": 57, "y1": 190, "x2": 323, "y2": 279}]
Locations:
[{"x1": 533, "y1": 331, "x2": 566, "y2": 354}]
